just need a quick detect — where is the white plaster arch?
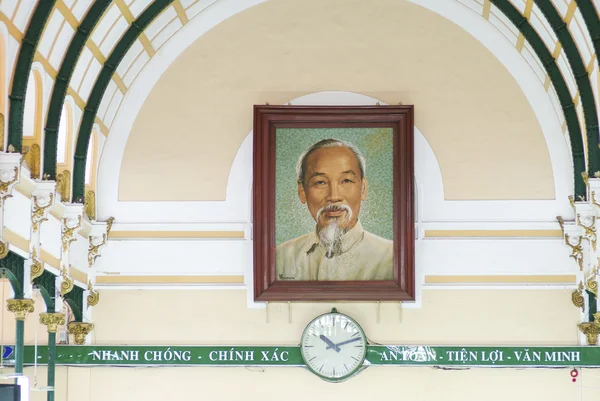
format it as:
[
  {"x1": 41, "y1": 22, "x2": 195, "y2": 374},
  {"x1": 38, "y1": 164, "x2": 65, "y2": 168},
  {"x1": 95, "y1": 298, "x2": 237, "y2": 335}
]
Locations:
[{"x1": 97, "y1": 0, "x2": 573, "y2": 223}]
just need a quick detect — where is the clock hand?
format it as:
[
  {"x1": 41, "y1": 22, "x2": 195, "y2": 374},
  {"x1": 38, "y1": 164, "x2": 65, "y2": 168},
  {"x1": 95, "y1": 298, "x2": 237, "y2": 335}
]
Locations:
[
  {"x1": 319, "y1": 335, "x2": 341, "y2": 352},
  {"x1": 326, "y1": 337, "x2": 362, "y2": 350}
]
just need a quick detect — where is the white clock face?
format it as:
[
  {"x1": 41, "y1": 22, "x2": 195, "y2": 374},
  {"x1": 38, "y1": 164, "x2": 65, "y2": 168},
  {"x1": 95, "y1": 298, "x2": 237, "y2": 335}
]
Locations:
[{"x1": 301, "y1": 312, "x2": 367, "y2": 382}]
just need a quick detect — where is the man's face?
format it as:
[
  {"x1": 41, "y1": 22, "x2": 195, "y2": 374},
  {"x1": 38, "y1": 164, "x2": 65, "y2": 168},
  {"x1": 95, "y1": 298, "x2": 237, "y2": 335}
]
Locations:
[{"x1": 298, "y1": 146, "x2": 368, "y2": 232}]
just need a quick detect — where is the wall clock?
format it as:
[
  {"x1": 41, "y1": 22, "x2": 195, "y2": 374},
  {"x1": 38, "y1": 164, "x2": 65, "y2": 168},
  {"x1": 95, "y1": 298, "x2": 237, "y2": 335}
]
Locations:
[{"x1": 300, "y1": 308, "x2": 367, "y2": 382}]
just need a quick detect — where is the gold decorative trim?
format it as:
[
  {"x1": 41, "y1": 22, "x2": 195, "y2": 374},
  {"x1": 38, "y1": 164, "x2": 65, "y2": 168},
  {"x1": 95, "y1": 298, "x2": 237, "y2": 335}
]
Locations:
[
  {"x1": 67, "y1": 322, "x2": 94, "y2": 345},
  {"x1": 4, "y1": 228, "x2": 29, "y2": 253},
  {"x1": 39, "y1": 312, "x2": 65, "y2": 333},
  {"x1": 556, "y1": 216, "x2": 565, "y2": 235},
  {"x1": 565, "y1": 234, "x2": 584, "y2": 271},
  {"x1": 32, "y1": 193, "x2": 54, "y2": 233},
  {"x1": 578, "y1": 322, "x2": 600, "y2": 346},
  {"x1": 87, "y1": 280, "x2": 99, "y2": 307},
  {"x1": 6, "y1": 298, "x2": 34, "y2": 320},
  {"x1": 30, "y1": 248, "x2": 44, "y2": 282},
  {"x1": 88, "y1": 234, "x2": 106, "y2": 268},
  {"x1": 577, "y1": 214, "x2": 597, "y2": 251},
  {"x1": 423, "y1": 230, "x2": 562, "y2": 238},
  {"x1": 95, "y1": 275, "x2": 245, "y2": 285},
  {"x1": 572, "y1": 281, "x2": 585, "y2": 312},
  {"x1": 56, "y1": 170, "x2": 71, "y2": 202},
  {"x1": 39, "y1": 249, "x2": 60, "y2": 269},
  {"x1": 0, "y1": 240, "x2": 9, "y2": 259},
  {"x1": 28, "y1": 144, "x2": 40, "y2": 179},
  {"x1": 61, "y1": 215, "x2": 82, "y2": 252},
  {"x1": 586, "y1": 269, "x2": 598, "y2": 297},
  {"x1": 0, "y1": 166, "x2": 18, "y2": 198},
  {"x1": 69, "y1": 266, "x2": 87, "y2": 285},
  {"x1": 424, "y1": 275, "x2": 577, "y2": 284},
  {"x1": 108, "y1": 230, "x2": 245, "y2": 239},
  {"x1": 107, "y1": 217, "x2": 115, "y2": 235},
  {"x1": 569, "y1": 195, "x2": 576, "y2": 212},
  {"x1": 84, "y1": 190, "x2": 96, "y2": 221},
  {"x1": 61, "y1": 267, "x2": 74, "y2": 296}
]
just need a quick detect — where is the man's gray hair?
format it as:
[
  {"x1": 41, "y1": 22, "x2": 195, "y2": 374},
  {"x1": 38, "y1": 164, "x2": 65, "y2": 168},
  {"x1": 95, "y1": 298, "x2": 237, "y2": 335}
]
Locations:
[{"x1": 296, "y1": 138, "x2": 366, "y2": 185}]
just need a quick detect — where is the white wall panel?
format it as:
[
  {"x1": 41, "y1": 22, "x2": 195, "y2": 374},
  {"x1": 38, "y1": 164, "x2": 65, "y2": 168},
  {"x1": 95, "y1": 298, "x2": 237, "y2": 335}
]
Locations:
[{"x1": 97, "y1": 239, "x2": 249, "y2": 275}]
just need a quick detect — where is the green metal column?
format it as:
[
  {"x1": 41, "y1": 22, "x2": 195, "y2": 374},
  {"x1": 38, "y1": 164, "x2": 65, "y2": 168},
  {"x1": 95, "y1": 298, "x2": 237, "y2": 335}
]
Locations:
[
  {"x1": 15, "y1": 319, "x2": 24, "y2": 374},
  {"x1": 47, "y1": 332, "x2": 56, "y2": 401}
]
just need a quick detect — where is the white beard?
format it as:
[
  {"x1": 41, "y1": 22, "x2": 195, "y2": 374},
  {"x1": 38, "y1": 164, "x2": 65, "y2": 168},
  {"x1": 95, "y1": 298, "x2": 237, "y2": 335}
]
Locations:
[{"x1": 316, "y1": 204, "x2": 353, "y2": 258}]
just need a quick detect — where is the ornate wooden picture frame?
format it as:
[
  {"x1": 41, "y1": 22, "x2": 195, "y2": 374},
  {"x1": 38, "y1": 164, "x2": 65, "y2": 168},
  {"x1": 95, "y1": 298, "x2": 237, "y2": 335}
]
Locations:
[{"x1": 253, "y1": 105, "x2": 414, "y2": 301}]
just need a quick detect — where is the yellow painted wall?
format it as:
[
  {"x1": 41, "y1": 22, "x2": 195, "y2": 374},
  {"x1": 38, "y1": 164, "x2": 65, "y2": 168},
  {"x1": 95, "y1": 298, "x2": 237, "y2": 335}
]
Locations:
[
  {"x1": 0, "y1": 288, "x2": 593, "y2": 401},
  {"x1": 120, "y1": 0, "x2": 554, "y2": 202}
]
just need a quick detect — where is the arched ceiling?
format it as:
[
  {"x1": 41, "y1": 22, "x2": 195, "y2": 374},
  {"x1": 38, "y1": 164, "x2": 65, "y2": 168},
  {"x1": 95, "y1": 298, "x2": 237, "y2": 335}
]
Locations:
[{"x1": 1, "y1": 0, "x2": 599, "y2": 206}]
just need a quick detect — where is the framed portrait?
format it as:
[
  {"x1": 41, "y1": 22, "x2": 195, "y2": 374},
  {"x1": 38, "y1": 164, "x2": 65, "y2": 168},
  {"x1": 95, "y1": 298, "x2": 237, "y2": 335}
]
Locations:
[{"x1": 253, "y1": 105, "x2": 414, "y2": 301}]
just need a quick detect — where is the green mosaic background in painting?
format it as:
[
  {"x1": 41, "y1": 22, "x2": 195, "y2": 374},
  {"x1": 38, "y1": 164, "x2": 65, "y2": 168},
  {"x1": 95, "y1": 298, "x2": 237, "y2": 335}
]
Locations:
[{"x1": 275, "y1": 127, "x2": 394, "y2": 246}]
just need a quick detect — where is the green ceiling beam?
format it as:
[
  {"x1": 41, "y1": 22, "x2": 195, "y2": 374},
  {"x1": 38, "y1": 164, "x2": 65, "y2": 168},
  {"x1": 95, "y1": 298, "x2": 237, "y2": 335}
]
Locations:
[
  {"x1": 491, "y1": 0, "x2": 587, "y2": 199},
  {"x1": 574, "y1": 0, "x2": 600, "y2": 167},
  {"x1": 72, "y1": 0, "x2": 175, "y2": 202},
  {"x1": 42, "y1": 1, "x2": 113, "y2": 183},
  {"x1": 7, "y1": 1, "x2": 58, "y2": 152},
  {"x1": 534, "y1": 0, "x2": 600, "y2": 176}
]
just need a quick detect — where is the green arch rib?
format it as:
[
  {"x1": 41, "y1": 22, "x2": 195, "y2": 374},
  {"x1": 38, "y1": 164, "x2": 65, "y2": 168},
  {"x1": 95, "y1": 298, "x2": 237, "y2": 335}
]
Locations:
[
  {"x1": 72, "y1": 0, "x2": 175, "y2": 201},
  {"x1": 574, "y1": 0, "x2": 600, "y2": 168},
  {"x1": 42, "y1": 1, "x2": 113, "y2": 182},
  {"x1": 7, "y1": 1, "x2": 58, "y2": 152},
  {"x1": 491, "y1": 0, "x2": 587, "y2": 198},
  {"x1": 534, "y1": 0, "x2": 600, "y2": 176},
  {"x1": 62, "y1": 0, "x2": 589, "y2": 200}
]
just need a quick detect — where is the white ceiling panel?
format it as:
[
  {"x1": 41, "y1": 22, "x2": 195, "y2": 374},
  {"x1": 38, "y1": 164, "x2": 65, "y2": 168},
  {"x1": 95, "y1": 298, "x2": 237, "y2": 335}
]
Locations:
[
  {"x1": 522, "y1": 42, "x2": 546, "y2": 84},
  {"x1": 72, "y1": 0, "x2": 95, "y2": 21},
  {"x1": 551, "y1": 0, "x2": 569, "y2": 18},
  {"x1": 0, "y1": 0, "x2": 19, "y2": 19},
  {"x1": 571, "y1": 9, "x2": 593, "y2": 66},
  {"x1": 79, "y1": 58, "x2": 102, "y2": 101},
  {"x1": 12, "y1": 0, "x2": 36, "y2": 32},
  {"x1": 99, "y1": 16, "x2": 129, "y2": 56},
  {"x1": 103, "y1": 89, "x2": 124, "y2": 127},
  {"x1": 145, "y1": 6, "x2": 177, "y2": 39},
  {"x1": 130, "y1": 0, "x2": 154, "y2": 18},
  {"x1": 181, "y1": 0, "x2": 199, "y2": 8},
  {"x1": 49, "y1": 23, "x2": 76, "y2": 69},
  {"x1": 456, "y1": 0, "x2": 483, "y2": 15},
  {"x1": 38, "y1": 10, "x2": 64, "y2": 58},
  {"x1": 116, "y1": 40, "x2": 144, "y2": 77},
  {"x1": 187, "y1": 0, "x2": 217, "y2": 20},
  {"x1": 151, "y1": 18, "x2": 182, "y2": 50},
  {"x1": 122, "y1": 51, "x2": 150, "y2": 87},
  {"x1": 557, "y1": 50, "x2": 577, "y2": 97},
  {"x1": 92, "y1": 4, "x2": 121, "y2": 45},
  {"x1": 71, "y1": 47, "x2": 93, "y2": 91},
  {"x1": 98, "y1": 80, "x2": 118, "y2": 121}
]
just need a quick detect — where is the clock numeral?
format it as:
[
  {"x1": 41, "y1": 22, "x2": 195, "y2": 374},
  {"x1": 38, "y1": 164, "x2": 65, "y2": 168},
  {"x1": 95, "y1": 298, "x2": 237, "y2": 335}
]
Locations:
[
  {"x1": 319, "y1": 364, "x2": 324, "y2": 373},
  {"x1": 351, "y1": 331, "x2": 359, "y2": 337},
  {"x1": 351, "y1": 356, "x2": 359, "y2": 362},
  {"x1": 309, "y1": 356, "x2": 317, "y2": 362}
]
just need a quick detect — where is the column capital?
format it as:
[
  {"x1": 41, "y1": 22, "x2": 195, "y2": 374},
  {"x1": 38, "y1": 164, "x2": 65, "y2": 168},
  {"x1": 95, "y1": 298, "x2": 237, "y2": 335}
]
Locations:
[
  {"x1": 67, "y1": 322, "x2": 94, "y2": 345},
  {"x1": 6, "y1": 298, "x2": 34, "y2": 320},
  {"x1": 40, "y1": 313, "x2": 66, "y2": 333}
]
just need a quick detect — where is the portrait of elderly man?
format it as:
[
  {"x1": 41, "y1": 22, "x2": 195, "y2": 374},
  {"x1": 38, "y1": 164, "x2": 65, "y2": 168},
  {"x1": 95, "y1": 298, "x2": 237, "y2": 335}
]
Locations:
[{"x1": 275, "y1": 138, "x2": 393, "y2": 281}]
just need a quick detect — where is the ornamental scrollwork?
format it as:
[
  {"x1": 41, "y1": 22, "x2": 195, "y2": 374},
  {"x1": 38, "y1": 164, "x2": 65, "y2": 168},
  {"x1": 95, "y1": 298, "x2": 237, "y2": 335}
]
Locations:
[
  {"x1": 577, "y1": 214, "x2": 597, "y2": 251},
  {"x1": 60, "y1": 266, "x2": 74, "y2": 296},
  {"x1": 572, "y1": 281, "x2": 585, "y2": 312},
  {"x1": 565, "y1": 234, "x2": 584, "y2": 271},
  {"x1": 32, "y1": 193, "x2": 54, "y2": 233},
  {"x1": 87, "y1": 280, "x2": 99, "y2": 307},
  {"x1": 61, "y1": 215, "x2": 82, "y2": 253},
  {"x1": 88, "y1": 234, "x2": 107, "y2": 268},
  {"x1": 30, "y1": 248, "x2": 44, "y2": 282}
]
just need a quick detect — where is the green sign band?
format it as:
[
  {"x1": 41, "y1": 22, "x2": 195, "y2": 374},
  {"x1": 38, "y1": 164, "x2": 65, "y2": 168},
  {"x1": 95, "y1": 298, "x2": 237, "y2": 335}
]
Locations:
[{"x1": 2, "y1": 345, "x2": 599, "y2": 367}]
